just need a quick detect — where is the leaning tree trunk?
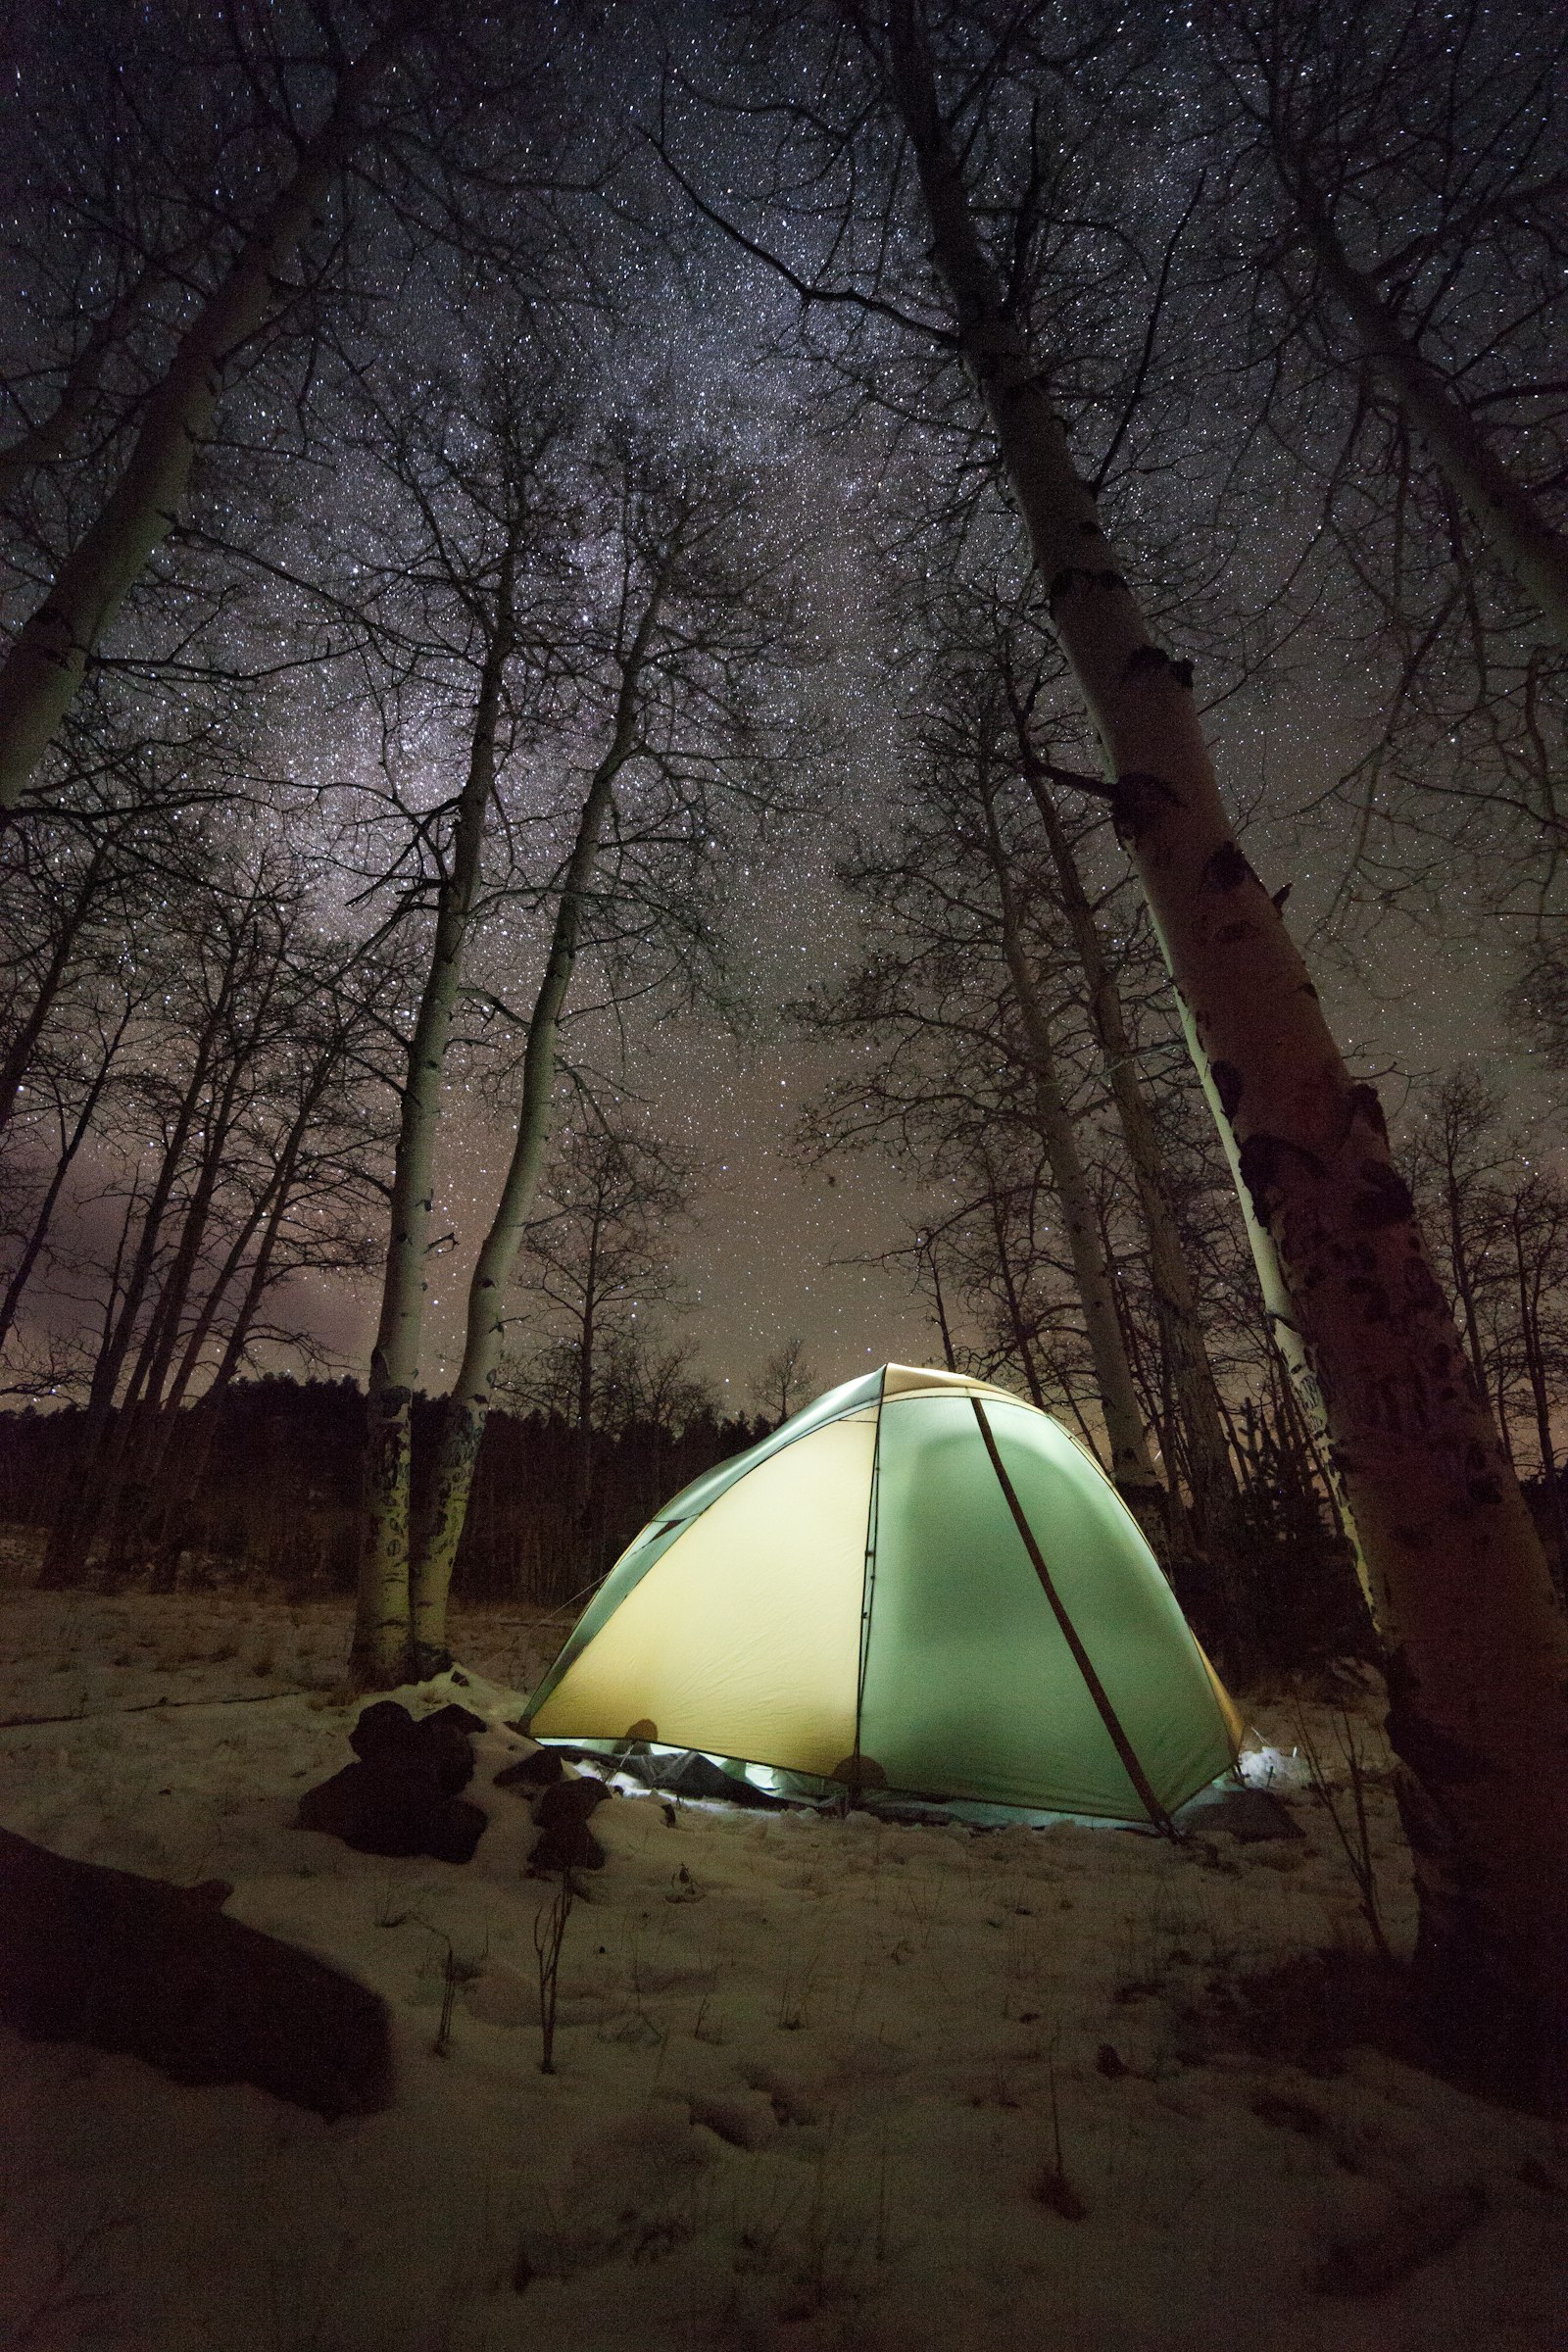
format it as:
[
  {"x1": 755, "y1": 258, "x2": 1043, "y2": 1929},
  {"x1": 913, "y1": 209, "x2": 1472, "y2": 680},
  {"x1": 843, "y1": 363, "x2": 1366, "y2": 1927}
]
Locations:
[
  {"x1": 351, "y1": 612, "x2": 512, "y2": 1690},
  {"x1": 35, "y1": 987, "x2": 230, "y2": 1588},
  {"x1": 0, "y1": 253, "x2": 182, "y2": 498},
  {"x1": 977, "y1": 776, "x2": 1169, "y2": 1540},
  {"x1": 1020, "y1": 762, "x2": 1242, "y2": 1553},
  {"x1": 407, "y1": 657, "x2": 649, "y2": 1667},
  {"x1": 0, "y1": 20, "x2": 410, "y2": 821},
  {"x1": 983, "y1": 1177, "x2": 1049, "y2": 1411},
  {"x1": 0, "y1": 1004, "x2": 128, "y2": 1349},
  {"x1": 146, "y1": 1164, "x2": 313, "y2": 1593},
  {"x1": 1286, "y1": 168, "x2": 1568, "y2": 653},
  {"x1": 883, "y1": 0, "x2": 1568, "y2": 2087},
  {"x1": 0, "y1": 842, "x2": 110, "y2": 1144}
]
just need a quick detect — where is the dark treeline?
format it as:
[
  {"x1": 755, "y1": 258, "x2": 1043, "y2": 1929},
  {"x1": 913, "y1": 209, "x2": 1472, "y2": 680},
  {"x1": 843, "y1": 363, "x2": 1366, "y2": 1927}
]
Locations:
[{"x1": 0, "y1": 1378, "x2": 766, "y2": 1609}]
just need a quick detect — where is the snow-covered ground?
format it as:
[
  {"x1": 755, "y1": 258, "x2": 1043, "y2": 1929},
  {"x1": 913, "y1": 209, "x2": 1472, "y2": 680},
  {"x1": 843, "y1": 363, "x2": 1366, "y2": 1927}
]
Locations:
[{"x1": 2, "y1": 1569, "x2": 1563, "y2": 2351}]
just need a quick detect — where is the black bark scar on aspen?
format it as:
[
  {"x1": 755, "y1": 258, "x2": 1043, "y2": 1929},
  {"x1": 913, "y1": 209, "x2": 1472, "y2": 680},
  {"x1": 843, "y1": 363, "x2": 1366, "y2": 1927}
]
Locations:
[
  {"x1": 1462, "y1": 1444, "x2": 1504, "y2": 1510},
  {"x1": 1121, "y1": 644, "x2": 1194, "y2": 690},
  {"x1": 1236, "y1": 1131, "x2": 1326, "y2": 1227},
  {"x1": 1047, "y1": 564, "x2": 1127, "y2": 611},
  {"x1": 1211, "y1": 1059, "x2": 1244, "y2": 1120},
  {"x1": 1109, "y1": 769, "x2": 1183, "y2": 845},
  {"x1": 1201, "y1": 840, "x2": 1256, "y2": 893},
  {"x1": 1345, "y1": 1275, "x2": 1391, "y2": 1323},
  {"x1": 1407, "y1": 1262, "x2": 1447, "y2": 1316},
  {"x1": 1346, "y1": 1081, "x2": 1390, "y2": 1144},
  {"x1": 1271, "y1": 882, "x2": 1292, "y2": 910},
  {"x1": 1349, "y1": 1161, "x2": 1415, "y2": 1231}
]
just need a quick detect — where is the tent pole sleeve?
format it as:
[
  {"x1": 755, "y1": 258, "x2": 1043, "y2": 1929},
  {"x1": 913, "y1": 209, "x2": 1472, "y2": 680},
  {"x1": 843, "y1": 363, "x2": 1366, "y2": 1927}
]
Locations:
[{"x1": 969, "y1": 1397, "x2": 1177, "y2": 1838}]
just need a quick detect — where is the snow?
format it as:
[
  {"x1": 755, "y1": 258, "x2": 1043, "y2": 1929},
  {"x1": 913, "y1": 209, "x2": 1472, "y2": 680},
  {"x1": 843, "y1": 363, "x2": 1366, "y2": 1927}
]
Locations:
[{"x1": 2, "y1": 1578, "x2": 1564, "y2": 2351}]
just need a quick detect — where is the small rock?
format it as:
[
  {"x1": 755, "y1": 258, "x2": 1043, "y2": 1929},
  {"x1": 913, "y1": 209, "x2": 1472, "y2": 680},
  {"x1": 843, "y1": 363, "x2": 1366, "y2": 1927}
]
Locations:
[
  {"x1": 529, "y1": 1823, "x2": 607, "y2": 1876},
  {"x1": 532, "y1": 1777, "x2": 612, "y2": 1830}
]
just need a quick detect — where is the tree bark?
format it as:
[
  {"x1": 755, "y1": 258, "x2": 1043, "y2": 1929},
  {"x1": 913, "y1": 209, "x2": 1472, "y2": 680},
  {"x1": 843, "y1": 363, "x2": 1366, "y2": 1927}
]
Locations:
[
  {"x1": 976, "y1": 771, "x2": 1168, "y2": 1537},
  {"x1": 0, "y1": 255, "x2": 179, "y2": 498},
  {"x1": 352, "y1": 602, "x2": 512, "y2": 1690},
  {"x1": 1286, "y1": 170, "x2": 1568, "y2": 652},
  {"x1": 882, "y1": 0, "x2": 1568, "y2": 2083},
  {"x1": 0, "y1": 21, "x2": 411, "y2": 820},
  {"x1": 407, "y1": 611, "x2": 655, "y2": 1663},
  {"x1": 1020, "y1": 758, "x2": 1242, "y2": 1548}
]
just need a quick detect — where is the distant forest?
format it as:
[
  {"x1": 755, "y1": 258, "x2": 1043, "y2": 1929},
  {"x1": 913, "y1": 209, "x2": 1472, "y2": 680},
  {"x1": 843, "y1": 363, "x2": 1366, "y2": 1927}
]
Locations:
[
  {"x1": 14, "y1": 1368, "x2": 1548, "y2": 1676},
  {"x1": 0, "y1": 1379, "x2": 769, "y2": 1612}
]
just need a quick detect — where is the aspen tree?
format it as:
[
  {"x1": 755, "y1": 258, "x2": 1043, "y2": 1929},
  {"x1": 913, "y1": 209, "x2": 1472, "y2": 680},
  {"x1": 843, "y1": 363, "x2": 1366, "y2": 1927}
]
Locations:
[
  {"x1": 973, "y1": 760, "x2": 1168, "y2": 1539},
  {"x1": 860, "y1": 0, "x2": 1568, "y2": 2079},
  {"x1": 353, "y1": 557, "x2": 518, "y2": 1687},
  {"x1": 406, "y1": 441, "x2": 799, "y2": 1663},
  {"x1": 0, "y1": 10, "x2": 424, "y2": 821},
  {"x1": 408, "y1": 637, "x2": 653, "y2": 1665}
]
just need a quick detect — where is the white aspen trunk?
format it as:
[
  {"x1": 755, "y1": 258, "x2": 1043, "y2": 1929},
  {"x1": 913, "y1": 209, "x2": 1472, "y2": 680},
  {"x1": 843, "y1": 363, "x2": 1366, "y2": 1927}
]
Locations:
[
  {"x1": 408, "y1": 620, "x2": 655, "y2": 1663},
  {"x1": 352, "y1": 616, "x2": 510, "y2": 1690},
  {"x1": 883, "y1": 0, "x2": 1568, "y2": 2084},
  {"x1": 0, "y1": 23, "x2": 408, "y2": 819},
  {"x1": 1022, "y1": 763, "x2": 1242, "y2": 1551},
  {"x1": 985, "y1": 1182, "x2": 1049, "y2": 1409},
  {"x1": 1287, "y1": 175, "x2": 1568, "y2": 651},
  {"x1": 978, "y1": 776, "x2": 1168, "y2": 1537},
  {"x1": 1153, "y1": 939, "x2": 1375, "y2": 1605},
  {"x1": 0, "y1": 255, "x2": 176, "y2": 498}
]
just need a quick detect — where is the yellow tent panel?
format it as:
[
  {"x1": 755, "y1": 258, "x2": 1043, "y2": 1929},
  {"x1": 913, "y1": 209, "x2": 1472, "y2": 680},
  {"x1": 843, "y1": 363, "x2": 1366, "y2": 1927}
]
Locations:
[{"x1": 530, "y1": 1414, "x2": 876, "y2": 1777}]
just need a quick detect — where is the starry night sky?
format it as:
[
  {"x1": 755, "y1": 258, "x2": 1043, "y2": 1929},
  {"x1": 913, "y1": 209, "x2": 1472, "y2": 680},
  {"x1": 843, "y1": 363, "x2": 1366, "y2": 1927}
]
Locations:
[{"x1": 4, "y1": 0, "x2": 1561, "y2": 1412}]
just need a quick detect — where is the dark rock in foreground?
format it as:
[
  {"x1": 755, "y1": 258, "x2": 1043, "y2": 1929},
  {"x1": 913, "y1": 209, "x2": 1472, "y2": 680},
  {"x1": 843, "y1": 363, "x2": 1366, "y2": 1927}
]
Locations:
[
  {"x1": 0, "y1": 1827, "x2": 392, "y2": 2119},
  {"x1": 298, "y1": 1699, "x2": 489, "y2": 1861},
  {"x1": 526, "y1": 1773, "x2": 611, "y2": 1876}
]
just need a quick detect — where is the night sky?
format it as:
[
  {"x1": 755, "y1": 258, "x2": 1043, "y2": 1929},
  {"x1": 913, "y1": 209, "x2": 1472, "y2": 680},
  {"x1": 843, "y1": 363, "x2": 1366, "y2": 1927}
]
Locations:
[{"x1": 3, "y1": 0, "x2": 1561, "y2": 1414}]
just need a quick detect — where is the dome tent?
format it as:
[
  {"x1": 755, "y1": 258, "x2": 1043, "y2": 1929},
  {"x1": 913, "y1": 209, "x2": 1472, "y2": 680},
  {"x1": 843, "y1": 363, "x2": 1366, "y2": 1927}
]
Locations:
[{"x1": 524, "y1": 1364, "x2": 1242, "y2": 1825}]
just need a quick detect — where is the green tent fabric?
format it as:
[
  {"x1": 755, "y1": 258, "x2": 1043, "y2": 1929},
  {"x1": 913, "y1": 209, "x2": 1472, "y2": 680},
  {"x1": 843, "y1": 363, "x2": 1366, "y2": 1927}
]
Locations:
[{"x1": 524, "y1": 1364, "x2": 1241, "y2": 1823}]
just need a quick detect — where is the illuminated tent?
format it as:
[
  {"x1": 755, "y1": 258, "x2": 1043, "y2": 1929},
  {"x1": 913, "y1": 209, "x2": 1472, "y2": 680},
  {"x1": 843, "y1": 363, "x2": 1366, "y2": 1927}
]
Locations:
[{"x1": 524, "y1": 1364, "x2": 1242, "y2": 1825}]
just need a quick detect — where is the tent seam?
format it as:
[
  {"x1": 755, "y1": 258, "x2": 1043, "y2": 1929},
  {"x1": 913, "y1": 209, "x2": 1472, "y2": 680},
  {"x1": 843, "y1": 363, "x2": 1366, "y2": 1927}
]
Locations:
[
  {"x1": 851, "y1": 1367, "x2": 888, "y2": 1785},
  {"x1": 969, "y1": 1396, "x2": 1178, "y2": 1839}
]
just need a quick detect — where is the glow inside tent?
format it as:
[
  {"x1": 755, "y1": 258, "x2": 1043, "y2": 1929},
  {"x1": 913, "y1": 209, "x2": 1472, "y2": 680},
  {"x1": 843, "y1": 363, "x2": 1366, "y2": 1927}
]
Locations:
[{"x1": 524, "y1": 1365, "x2": 1242, "y2": 1823}]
